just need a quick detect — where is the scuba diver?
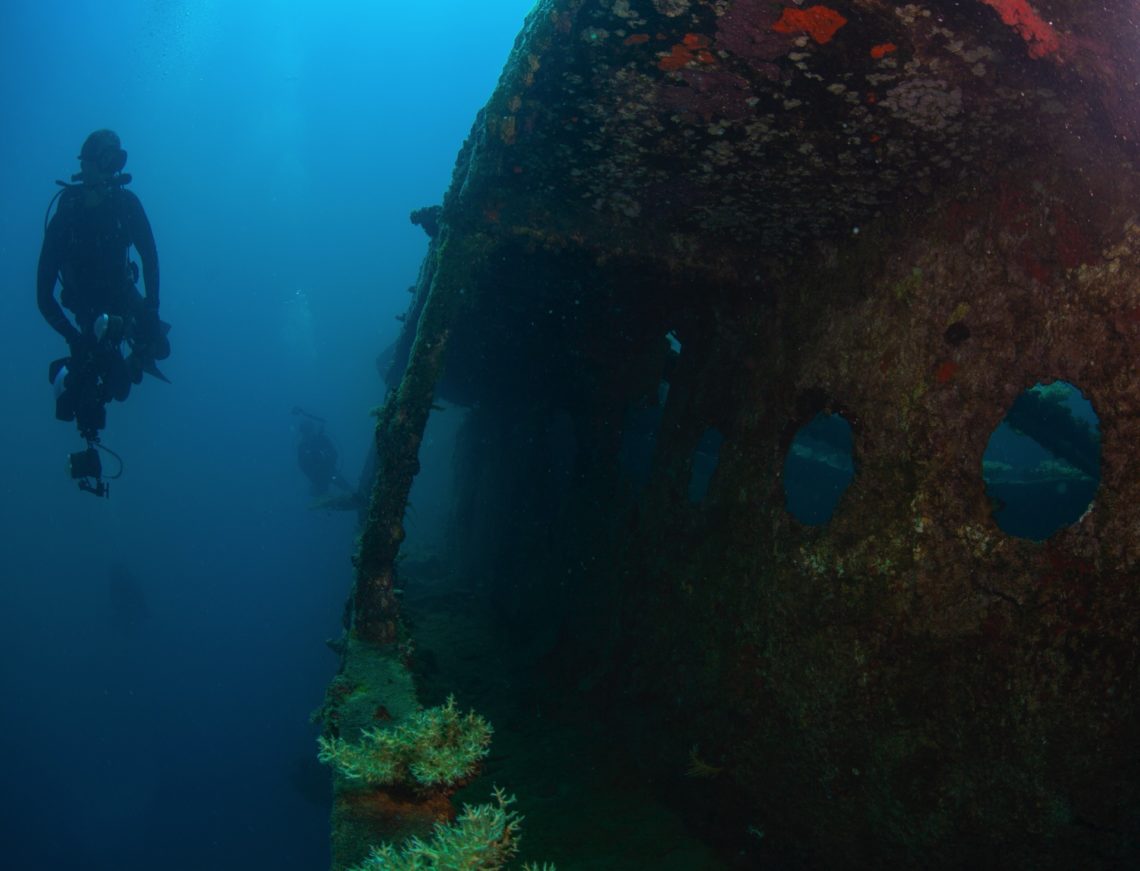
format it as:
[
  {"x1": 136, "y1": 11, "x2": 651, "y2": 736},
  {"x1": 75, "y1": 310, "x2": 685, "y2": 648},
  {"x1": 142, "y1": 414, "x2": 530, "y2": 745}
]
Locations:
[
  {"x1": 293, "y1": 407, "x2": 352, "y2": 498},
  {"x1": 37, "y1": 130, "x2": 171, "y2": 498}
]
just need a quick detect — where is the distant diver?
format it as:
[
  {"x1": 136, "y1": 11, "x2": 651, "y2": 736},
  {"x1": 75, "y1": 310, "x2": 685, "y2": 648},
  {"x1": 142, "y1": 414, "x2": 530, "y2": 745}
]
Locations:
[
  {"x1": 37, "y1": 130, "x2": 172, "y2": 498},
  {"x1": 293, "y1": 407, "x2": 353, "y2": 498}
]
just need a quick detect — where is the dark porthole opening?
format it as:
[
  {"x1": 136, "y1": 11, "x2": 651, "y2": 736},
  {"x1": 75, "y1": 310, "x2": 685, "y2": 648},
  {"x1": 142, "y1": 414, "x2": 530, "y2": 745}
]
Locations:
[
  {"x1": 783, "y1": 412, "x2": 856, "y2": 525},
  {"x1": 982, "y1": 380, "x2": 1101, "y2": 541},
  {"x1": 688, "y1": 427, "x2": 724, "y2": 504}
]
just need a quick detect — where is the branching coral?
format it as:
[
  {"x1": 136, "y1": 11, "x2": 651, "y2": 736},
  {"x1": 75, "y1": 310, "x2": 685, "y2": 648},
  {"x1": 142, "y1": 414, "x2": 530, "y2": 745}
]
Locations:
[
  {"x1": 318, "y1": 695, "x2": 492, "y2": 790},
  {"x1": 347, "y1": 788, "x2": 553, "y2": 871}
]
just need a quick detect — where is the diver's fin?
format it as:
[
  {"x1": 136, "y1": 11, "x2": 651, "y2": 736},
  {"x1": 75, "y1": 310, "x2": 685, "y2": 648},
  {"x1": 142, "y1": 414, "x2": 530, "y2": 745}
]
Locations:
[
  {"x1": 153, "y1": 320, "x2": 172, "y2": 361},
  {"x1": 142, "y1": 359, "x2": 171, "y2": 383}
]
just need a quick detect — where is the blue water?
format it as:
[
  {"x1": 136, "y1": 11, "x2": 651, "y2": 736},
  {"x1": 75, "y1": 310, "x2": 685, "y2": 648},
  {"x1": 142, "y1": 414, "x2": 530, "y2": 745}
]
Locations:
[{"x1": 0, "y1": 2, "x2": 533, "y2": 867}]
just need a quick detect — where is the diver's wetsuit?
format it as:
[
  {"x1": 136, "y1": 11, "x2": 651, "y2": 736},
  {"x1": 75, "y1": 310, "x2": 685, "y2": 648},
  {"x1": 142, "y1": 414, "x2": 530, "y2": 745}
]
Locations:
[
  {"x1": 37, "y1": 183, "x2": 159, "y2": 340},
  {"x1": 38, "y1": 182, "x2": 163, "y2": 437}
]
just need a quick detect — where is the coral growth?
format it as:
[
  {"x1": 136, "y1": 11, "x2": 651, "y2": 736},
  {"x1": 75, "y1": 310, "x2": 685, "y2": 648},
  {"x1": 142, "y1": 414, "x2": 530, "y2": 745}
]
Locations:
[
  {"x1": 346, "y1": 788, "x2": 553, "y2": 871},
  {"x1": 771, "y1": 5, "x2": 848, "y2": 45},
  {"x1": 319, "y1": 696, "x2": 492, "y2": 790},
  {"x1": 657, "y1": 33, "x2": 716, "y2": 72},
  {"x1": 979, "y1": 0, "x2": 1061, "y2": 59}
]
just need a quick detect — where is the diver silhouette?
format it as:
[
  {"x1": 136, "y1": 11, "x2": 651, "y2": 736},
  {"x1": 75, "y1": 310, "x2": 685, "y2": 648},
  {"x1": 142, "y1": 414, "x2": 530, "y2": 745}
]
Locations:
[
  {"x1": 293, "y1": 407, "x2": 352, "y2": 497},
  {"x1": 37, "y1": 130, "x2": 172, "y2": 497}
]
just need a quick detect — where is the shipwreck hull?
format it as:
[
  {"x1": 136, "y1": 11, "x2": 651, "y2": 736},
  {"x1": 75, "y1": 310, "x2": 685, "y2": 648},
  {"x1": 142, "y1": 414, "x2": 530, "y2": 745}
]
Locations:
[{"x1": 337, "y1": 2, "x2": 1140, "y2": 865}]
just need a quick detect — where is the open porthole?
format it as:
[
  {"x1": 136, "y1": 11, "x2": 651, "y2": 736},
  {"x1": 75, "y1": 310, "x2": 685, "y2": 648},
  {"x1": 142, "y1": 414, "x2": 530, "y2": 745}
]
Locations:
[
  {"x1": 783, "y1": 412, "x2": 856, "y2": 525},
  {"x1": 982, "y1": 381, "x2": 1101, "y2": 540}
]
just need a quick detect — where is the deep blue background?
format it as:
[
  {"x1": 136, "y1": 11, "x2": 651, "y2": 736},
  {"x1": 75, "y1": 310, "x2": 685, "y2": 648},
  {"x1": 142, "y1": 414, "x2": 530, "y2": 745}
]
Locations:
[{"x1": 0, "y1": 1, "x2": 533, "y2": 867}]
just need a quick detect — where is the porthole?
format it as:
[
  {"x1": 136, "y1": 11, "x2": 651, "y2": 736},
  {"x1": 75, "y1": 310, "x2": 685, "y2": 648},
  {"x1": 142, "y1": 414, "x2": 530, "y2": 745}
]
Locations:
[
  {"x1": 783, "y1": 412, "x2": 856, "y2": 525},
  {"x1": 982, "y1": 381, "x2": 1101, "y2": 540}
]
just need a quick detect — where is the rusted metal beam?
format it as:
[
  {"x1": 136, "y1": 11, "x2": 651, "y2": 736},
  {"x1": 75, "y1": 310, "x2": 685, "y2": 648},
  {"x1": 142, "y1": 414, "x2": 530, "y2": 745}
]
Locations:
[{"x1": 351, "y1": 232, "x2": 485, "y2": 643}]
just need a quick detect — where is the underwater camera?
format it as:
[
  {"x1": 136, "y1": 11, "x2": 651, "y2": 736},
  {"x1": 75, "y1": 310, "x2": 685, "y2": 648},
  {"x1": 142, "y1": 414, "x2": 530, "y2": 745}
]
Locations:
[
  {"x1": 68, "y1": 446, "x2": 101, "y2": 479},
  {"x1": 94, "y1": 313, "x2": 125, "y2": 345},
  {"x1": 67, "y1": 446, "x2": 108, "y2": 497}
]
